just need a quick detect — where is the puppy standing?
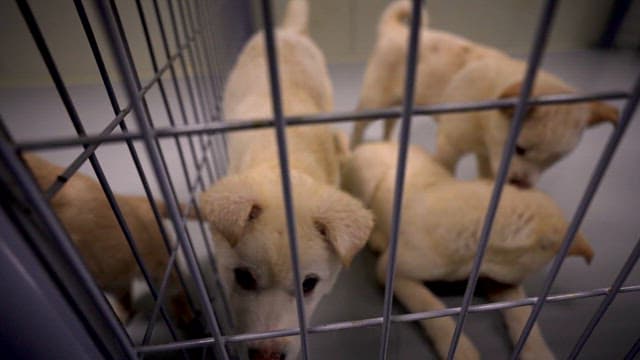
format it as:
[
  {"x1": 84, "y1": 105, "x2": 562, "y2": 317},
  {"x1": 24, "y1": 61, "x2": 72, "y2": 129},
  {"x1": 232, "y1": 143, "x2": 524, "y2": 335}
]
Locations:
[
  {"x1": 342, "y1": 142, "x2": 594, "y2": 360},
  {"x1": 200, "y1": 1, "x2": 373, "y2": 359},
  {"x1": 352, "y1": 0, "x2": 618, "y2": 187}
]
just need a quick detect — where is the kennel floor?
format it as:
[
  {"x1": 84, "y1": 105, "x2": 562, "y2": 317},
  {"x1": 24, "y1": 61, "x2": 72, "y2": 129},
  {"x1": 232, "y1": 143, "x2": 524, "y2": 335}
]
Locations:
[{"x1": 1, "y1": 49, "x2": 639, "y2": 359}]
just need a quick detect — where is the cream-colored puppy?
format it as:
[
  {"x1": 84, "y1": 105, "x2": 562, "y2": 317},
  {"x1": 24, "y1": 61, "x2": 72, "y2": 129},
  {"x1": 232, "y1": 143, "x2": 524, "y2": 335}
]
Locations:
[
  {"x1": 342, "y1": 142, "x2": 594, "y2": 360},
  {"x1": 352, "y1": 0, "x2": 618, "y2": 187},
  {"x1": 22, "y1": 154, "x2": 186, "y2": 323},
  {"x1": 200, "y1": 1, "x2": 373, "y2": 359}
]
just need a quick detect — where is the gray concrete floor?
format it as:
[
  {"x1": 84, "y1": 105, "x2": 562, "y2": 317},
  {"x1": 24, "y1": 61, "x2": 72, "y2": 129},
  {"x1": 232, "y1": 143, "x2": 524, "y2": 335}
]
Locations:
[{"x1": 1, "y1": 49, "x2": 639, "y2": 359}]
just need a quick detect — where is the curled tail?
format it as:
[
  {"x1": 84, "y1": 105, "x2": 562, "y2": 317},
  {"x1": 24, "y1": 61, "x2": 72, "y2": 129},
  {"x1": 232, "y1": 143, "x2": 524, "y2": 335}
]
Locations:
[
  {"x1": 568, "y1": 232, "x2": 595, "y2": 265},
  {"x1": 281, "y1": 0, "x2": 309, "y2": 34},
  {"x1": 378, "y1": 0, "x2": 428, "y2": 33}
]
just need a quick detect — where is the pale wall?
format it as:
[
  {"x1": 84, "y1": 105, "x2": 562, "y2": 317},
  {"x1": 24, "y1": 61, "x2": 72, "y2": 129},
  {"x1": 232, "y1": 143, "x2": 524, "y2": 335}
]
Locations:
[
  {"x1": 266, "y1": 0, "x2": 614, "y2": 62},
  {"x1": 1, "y1": 0, "x2": 614, "y2": 87}
]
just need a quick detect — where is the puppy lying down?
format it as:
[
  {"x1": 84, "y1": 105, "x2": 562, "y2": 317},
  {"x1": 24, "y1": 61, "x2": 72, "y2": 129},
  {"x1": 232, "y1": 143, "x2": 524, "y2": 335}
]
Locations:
[
  {"x1": 23, "y1": 154, "x2": 186, "y2": 323},
  {"x1": 199, "y1": 1, "x2": 373, "y2": 359},
  {"x1": 352, "y1": 0, "x2": 618, "y2": 188},
  {"x1": 342, "y1": 142, "x2": 593, "y2": 359}
]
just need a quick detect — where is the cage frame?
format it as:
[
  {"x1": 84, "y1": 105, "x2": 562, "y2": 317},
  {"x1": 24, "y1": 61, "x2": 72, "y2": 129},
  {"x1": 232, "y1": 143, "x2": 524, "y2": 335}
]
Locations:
[{"x1": 1, "y1": 0, "x2": 639, "y2": 359}]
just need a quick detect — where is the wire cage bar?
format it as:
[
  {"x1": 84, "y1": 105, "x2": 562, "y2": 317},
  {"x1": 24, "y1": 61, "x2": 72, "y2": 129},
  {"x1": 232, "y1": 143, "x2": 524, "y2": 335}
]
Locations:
[
  {"x1": 377, "y1": 1, "x2": 422, "y2": 359},
  {"x1": 1, "y1": 0, "x2": 639, "y2": 359},
  {"x1": 447, "y1": 0, "x2": 559, "y2": 357},
  {"x1": 92, "y1": 1, "x2": 230, "y2": 359},
  {"x1": 510, "y1": 63, "x2": 640, "y2": 360},
  {"x1": 260, "y1": 1, "x2": 311, "y2": 359}
]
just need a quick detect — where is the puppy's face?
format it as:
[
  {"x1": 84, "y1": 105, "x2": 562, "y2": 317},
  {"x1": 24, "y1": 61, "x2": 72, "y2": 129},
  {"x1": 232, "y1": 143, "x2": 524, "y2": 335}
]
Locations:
[
  {"x1": 201, "y1": 172, "x2": 373, "y2": 359},
  {"x1": 485, "y1": 82, "x2": 618, "y2": 188}
]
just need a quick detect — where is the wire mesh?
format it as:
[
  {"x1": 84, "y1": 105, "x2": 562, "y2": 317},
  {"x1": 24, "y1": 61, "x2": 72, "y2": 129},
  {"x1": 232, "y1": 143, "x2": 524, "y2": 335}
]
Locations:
[{"x1": 1, "y1": 0, "x2": 639, "y2": 359}]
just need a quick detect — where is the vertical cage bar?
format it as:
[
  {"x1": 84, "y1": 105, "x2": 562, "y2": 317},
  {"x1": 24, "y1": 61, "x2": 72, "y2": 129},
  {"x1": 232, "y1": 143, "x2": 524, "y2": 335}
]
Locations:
[
  {"x1": 625, "y1": 336, "x2": 640, "y2": 360},
  {"x1": 568, "y1": 237, "x2": 640, "y2": 359},
  {"x1": 165, "y1": 0, "x2": 216, "y2": 184},
  {"x1": 198, "y1": 0, "x2": 230, "y2": 159},
  {"x1": 149, "y1": 0, "x2": 214, "y2": 187},
  {"x1": 176, "y1": 0, "x2": 224, "y2": 183},
  {"x1": 184, "y1": 0, "x2": 224, "y2": 176},
  {"x1": 0, "y1": 139, "x2": 137, "y2": 360},
  {"x1": 447, "y1": 0, "x2": 559, "y2": 358},
  {"x1": 93, "y1": 1, "x2": 230, "y2": 359},
  {"x1": 141, "y1": 0, "x2": 224, "y2": 306},
  {"x1": 72, "y1": 0, "x2": 196, "y2": 315},
  {"x1": 165, "y1": 0, "x2": 217, "y2": 185},
  {"x1": 177, "y1": 0, "x2": 236, "y2": 335},
  {"x1": 260, "y1": 1, "x2": 310, "y2": 359},
  {"x1": 194, "y1": 0, "x2": 230, "y2": 171},
  {"x1": 377, "y1": 1, "x2": 422, "y2": 360},
  {"x1": 16, "y1": 0, "x2": 188, "y2": 347},
  {"x1": 108, "y1": 0, "x2": 220, "y2": 317},
  {"x1": 510, "y1": 70, "x2": 640, "y2": 359},
  {"x1": 141, "y1": 241, "x2": 181, "y2": 345}
]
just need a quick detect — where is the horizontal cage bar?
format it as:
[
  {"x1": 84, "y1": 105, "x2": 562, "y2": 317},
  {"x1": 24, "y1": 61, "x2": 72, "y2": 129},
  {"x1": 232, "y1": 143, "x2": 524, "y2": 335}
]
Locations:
[
  {"x1": 135, "y1": 284, "x2": 640, "y2": 354},
  {"x1": 14, "y1": 91, "x2": 629, "y2": 151}
]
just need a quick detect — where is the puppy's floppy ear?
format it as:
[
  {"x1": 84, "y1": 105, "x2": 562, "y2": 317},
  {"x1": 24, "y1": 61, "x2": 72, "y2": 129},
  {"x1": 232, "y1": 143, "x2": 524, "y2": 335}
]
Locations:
[
  {"x1": 199, "y1": 176, "x2": 261, "y2": 247},
  {"x1": 313, "y1": 189, "x2": 374, "y2": 267},
  {"x1": 497, "y1": 81, "x2": 531, "y2": 119},
  {"x1": 499, "y1": 81, "x2": 523, "y2": 100},
  {"x1": 588, "y1": 102, "x2": 619, "y2": 127}
]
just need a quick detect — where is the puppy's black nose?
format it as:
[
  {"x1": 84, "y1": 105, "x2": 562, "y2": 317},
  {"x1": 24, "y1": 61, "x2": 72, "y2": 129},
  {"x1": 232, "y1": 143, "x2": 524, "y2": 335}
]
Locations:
[
  {"x1": 248, "y1": 348, "x2": 285, "y2": 360},
  {"x1": 508, "y1": 177, "x2": 531, "y2": 189}
]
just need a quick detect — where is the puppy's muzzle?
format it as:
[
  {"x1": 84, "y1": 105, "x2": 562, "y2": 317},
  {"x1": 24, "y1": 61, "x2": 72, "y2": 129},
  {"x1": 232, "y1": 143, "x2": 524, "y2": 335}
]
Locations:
[{"x1": 248, "y1": 347, "x2": 285, "y2": 360}]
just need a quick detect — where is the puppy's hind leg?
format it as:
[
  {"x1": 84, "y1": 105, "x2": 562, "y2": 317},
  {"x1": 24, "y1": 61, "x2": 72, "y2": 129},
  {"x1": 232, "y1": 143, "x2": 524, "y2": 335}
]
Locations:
[
  {"x1": 351, "y1": 120, "x2": 369, "y2": 149},
  {"x1": 351, "y1": 116, "x2": 397, "y2": 148},
  {"x1": 486, "y1": 284, "x2": 555, "y2": 360},
  {"x1": 376, "y1": 253, "x2": 480, "y2": 360},
  {"x1": 383, "y1": 118, "x2": 398, "y2": 141}
]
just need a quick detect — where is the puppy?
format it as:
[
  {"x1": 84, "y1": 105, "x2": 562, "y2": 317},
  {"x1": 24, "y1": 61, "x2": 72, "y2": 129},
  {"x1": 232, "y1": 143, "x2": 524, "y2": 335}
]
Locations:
[
  {"x1": 200, "y1": 1, "x2": 373, "y2": 359},
  {"x1": 22, "y1": 153, "x2": 185, "y2": 323},
  {"x1": 352, "y1": 0, "x2": 618, "y2": 187},
  {"x1": 342, "y1": 142, "x2": 594, "y2": 360}
]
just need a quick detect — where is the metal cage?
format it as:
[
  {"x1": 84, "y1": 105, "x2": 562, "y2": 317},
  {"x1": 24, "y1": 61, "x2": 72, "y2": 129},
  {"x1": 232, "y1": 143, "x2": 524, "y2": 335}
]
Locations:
[{"x1": 1, "y1": 0, "x2": 639, "y2": 359}]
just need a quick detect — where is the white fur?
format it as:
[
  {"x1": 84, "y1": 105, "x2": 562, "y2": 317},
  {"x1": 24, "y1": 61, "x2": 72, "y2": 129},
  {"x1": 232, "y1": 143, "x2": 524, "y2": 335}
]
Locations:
[
  {"x1": 200, "y1": 2, "x2": 373, "y2": 358},
  {"x1": 352, "y1": 0, "x2": 619, "y2": 188},
  {"x1": 342, "y1": 142, "x2": 594, "y2": 359}
]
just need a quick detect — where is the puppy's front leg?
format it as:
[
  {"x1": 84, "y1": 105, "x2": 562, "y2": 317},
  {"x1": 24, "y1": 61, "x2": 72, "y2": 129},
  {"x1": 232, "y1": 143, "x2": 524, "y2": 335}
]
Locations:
[
  {"x1": 434, "y1": 129, "x2": 465, "y2": 175},
  {"x1": 376, "y1": 254, "x2": 480, "y2": 360},
  {"x1": 487, "y1": 284, "x2": 555, "y2": 360},
  {"x1": 383, "y1": 117, "x2": 398, "y2": 141}
]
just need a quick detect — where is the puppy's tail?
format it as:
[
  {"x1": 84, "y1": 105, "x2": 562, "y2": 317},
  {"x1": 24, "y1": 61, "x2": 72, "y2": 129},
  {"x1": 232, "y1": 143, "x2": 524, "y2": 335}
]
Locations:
[
  {"x1": 281, "y1": 0, "x2": 309, "y2": 35},
  {"x1": 568, "y1": 232, "x2": 594, "y2": 265},
  {"x1": 379, "y1": 0, "x2": 428, "y2": 34}
]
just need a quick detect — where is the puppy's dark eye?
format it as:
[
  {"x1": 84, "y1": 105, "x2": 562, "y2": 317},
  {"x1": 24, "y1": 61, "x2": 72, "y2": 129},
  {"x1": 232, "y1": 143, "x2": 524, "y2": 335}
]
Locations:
[
  {"x1": 515, "y1": 145, "x2": 527, "y2": 156},
  {"x1": 314, "y1": 221, "x2": 328, "y2": 238},
  {"x1": 234, "y1": 267, "x2": 257, "y2": 291},
  {"x1": 302, "y1": 274, "x2": 319, "y2": 295},
  {"x1": 248, "y1": 204, "x2": 262, "y2": 221}
]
